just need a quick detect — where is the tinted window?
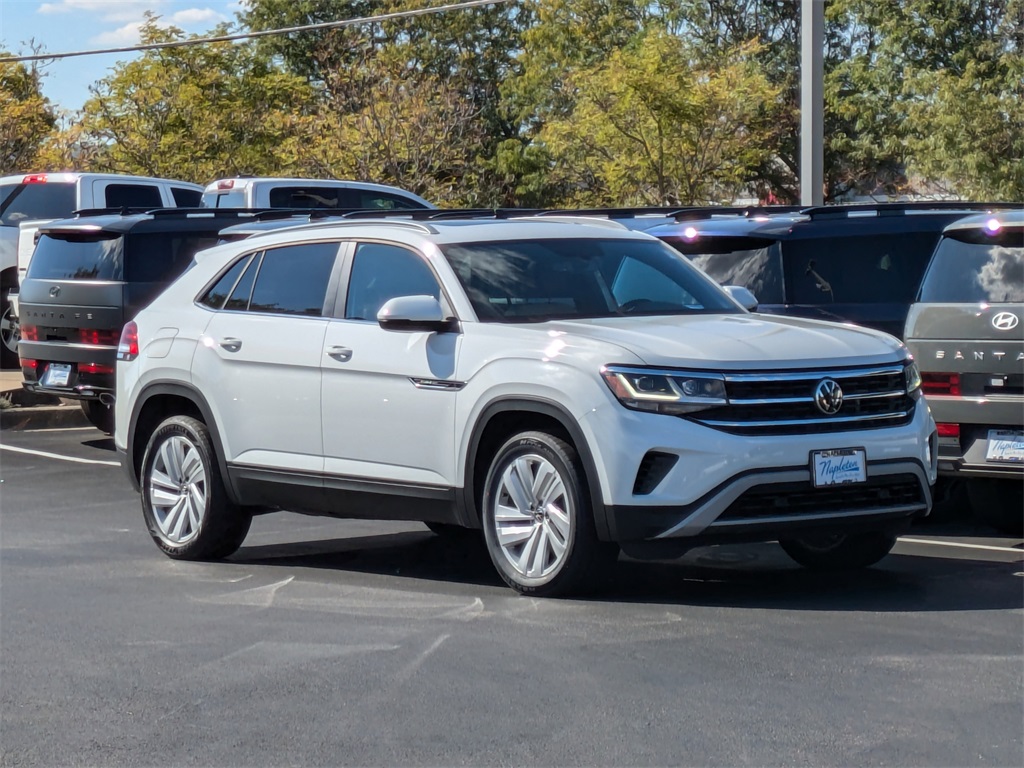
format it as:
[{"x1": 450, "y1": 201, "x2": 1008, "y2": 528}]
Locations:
[
  {"x1": 665, "y1": 237, "x2": 783, "y2": 304},
  {"x1": 442, "y1": 238, "x2": 738, "y2": 322},
  {"x1": 27, "y1": 233, "x2": 124, "y2": 280},
  {"x1": 918, "y1": 228, "x2": 1024, "y2": 303},
  {"x1": 171, "y1": 187, "x2": 202, "y2": 207},
  {"x1": 0, "y1": 183, "x2": 77, "y2": 226},
  {"x1": 124, "y1": 234, "x2": 219, "y2": 284},
  {"x1": 345, "y1": 243, "x2": 441, "y2": 320},
  {"x1": 199, "y1": 254, "x2": 253, "y2": 309},
  {"x1": 225, "y1": 254, "x2": 259, "y2": 310},
  {"x1": 352, "y1": 191, "x2": 426, "y2": 210},
  {"x1": 104, "y1": 184, "x2": 164, "y2": 209},
  {"x1": 268, "y1": 186, "x2": 346, "y2": 209},
  {"x1": 782, "y1": 233, "x2": 936, "y2": 305},
  {"x1": 249, "y1": 242, "x2": 338, "y2": 315}
]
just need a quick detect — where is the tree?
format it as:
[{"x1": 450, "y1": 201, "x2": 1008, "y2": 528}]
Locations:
[
  {"x1": 0, "y1": 57, "x2": 57, "y2": 174},
  {"x1": 68, "y1": 17, "x2": 317, "y2": 182}
]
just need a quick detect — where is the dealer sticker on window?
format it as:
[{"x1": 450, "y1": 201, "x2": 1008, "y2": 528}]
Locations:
[
  {"x1": 985, "y1": 430, "x2": 1024, "y2": 463},
  {"x1": 811, "y1": 448, "x2": 867, "y2": 487}
]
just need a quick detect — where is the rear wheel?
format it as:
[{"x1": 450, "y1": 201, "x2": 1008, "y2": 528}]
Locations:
[
  {"x1": 780, "y1": 531, "x2": 897, "y2": 570},
  {"x1": 967, "y1": 479, "x2": 1024, "y2": 536},
  {"x1": 81, "y1": 400, "x2": 114, "y2": 434},
  {"x1": 0, "y1": 285, "x2": 19, "y2": 370},
  {"x1": 481, "y1": 430, "x2": 617, "y2": 596},
  {"x1": 141, "y1": 415, "x2": 251, "y2": 560}
]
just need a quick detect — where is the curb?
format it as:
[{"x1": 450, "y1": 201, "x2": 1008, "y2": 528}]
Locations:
[{"x1": 1, "y1": 404, "x2": 92, "y2": 431}]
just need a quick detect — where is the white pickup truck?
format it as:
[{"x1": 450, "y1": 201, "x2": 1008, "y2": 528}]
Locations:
[{"x1": 0, "y1": 172, "x2": 203, "y2": 368}]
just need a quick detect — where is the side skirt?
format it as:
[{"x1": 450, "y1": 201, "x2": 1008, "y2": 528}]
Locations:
[{"x1": 227, "y1": 464, "x2": 461, "y2": 524}]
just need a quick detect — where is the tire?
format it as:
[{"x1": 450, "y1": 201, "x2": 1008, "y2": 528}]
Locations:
[
  {"x1": 779, "y1": 531, "x2": 897, "y2": 570},
  {"x1": 81, "y1": 400, "x2": 115, "y2": 434},
  {"x1": 967, "y1": 479, "x2": 1024, "y2": 537},
  {"x1": 480, "y1": 430, "x2": 617, "y2": 596},
  {"x1": 141, "y1": 415, "x2": 251, "y2": 560},
  {"x1": 0, "y1": 285, "x2": 19, "y2": 370}
]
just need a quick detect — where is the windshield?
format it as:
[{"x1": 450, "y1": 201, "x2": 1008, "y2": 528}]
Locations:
[
  {"x1": 0, "y1": 182, "x2": 77, "y2": 227},
  {"x1": 663, "y1": 236, "x2": 783, "y2": 304},
  {"x1": 441, "y1": 238, "x2": 740, "y2": 322},
  {"x1": 918, "y1": 228, "x2": 1024, "y2": 303}
]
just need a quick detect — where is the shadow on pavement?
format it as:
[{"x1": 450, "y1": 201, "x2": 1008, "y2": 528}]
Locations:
[{"x1": 231, "y1": 528, "x2": 1023, "y2": 613}]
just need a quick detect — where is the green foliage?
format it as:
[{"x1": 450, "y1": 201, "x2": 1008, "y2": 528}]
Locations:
[{"x1": 0, "y1": 58, "x2": 57, "y2": 174}]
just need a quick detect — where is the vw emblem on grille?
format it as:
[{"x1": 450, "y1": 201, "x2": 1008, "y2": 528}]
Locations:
[
  {"x1": 49, "y1": 285, "x2": 61, "y2": 298},
  {"x1": 814, "y1": 379, "x2": 844, "y2": 415},
  {"x1": 991, "y1": 312, "x2": 1019, "y2": 331}
]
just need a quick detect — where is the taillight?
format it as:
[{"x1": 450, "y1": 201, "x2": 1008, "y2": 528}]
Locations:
[
  {"x1": 79, "y1": 363, "x2": 115, "y2": 375},
  {"x1": 936, "y1": 423, "x2": 960, "y2": 438},
  {"x1": 20, "y1": 324, "x2": 38, "y2": 341},
  {"x1": 216, "y1": 179, "x2": 235, "y2": 190},
  {"x1": 79, "y1": 328, "x2": 120, "y2": 346},
  {"x1": 117, "y1": 322, "x2": 139, "y2": 361},
  {"x1": 921, "y1": 373, "x2": 961, "y2": 397},
  {"x1": 21, "y1": 358, "x2": 37, "y2": 371},
  {"x1": 22, "y1": 173, "x2": 47, "y2": 184}
]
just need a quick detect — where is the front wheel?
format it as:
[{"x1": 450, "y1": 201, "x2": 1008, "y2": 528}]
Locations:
[
  {"x1": 481, "y1": 430, "x2": 617, "y2": 596},
  {"x1": 780, "y1": 531, "x2": 896, "y2": 570},
  {"x1": 0, "y1": 286, "x2": 19, "y2": 370},
  {"x1": 141, "y1": 415, "x2": 251, "y2": 560}
]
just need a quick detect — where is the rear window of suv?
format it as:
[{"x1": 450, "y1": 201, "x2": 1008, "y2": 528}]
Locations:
[
  {"x1": 29, "y1": 231, "x2": 218, "y2": 283},
  {"x1": 918, "y1": 228, "x2": 1024, "y2": 303},
  {"x1": 0, "y1": 183, "x2": 77, "y2": 226}
]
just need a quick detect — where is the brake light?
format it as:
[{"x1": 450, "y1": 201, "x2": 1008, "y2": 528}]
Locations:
[
  {"x1": 117, "y1": 321, "x2": 139, "y2": 361},
  {"x1": 22, "y1": 174, "x2": 47, "y2": 184},
  {"x1": 216, "y1": 179, "x2": 235, "y2": 190},
  {"x1": 921, "y1": 373, "x2": 961, "y2": 397},
  {"x1": 79, "y1": 363, "x2": 115, "y2": 375},
  {"x1": 936, "y1": 423, "x2": 960, "y2": 438},
  {"x1": 79, "y1": 328, "x2": 120, "y2": 346},
  {"x1": 21, "y1": 359, "x2": 37, "y2": 370},
  {"x1": 20, "y1": 324, "x2": 38, "y2": 341}
]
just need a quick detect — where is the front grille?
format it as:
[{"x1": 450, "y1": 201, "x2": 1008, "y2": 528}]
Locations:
[
  {"x1": 690, "y1": 365, "x2": 916, "y2": 436},
  {"x1": 714, "y1": 474, "x2": 924, "y2": 523}
]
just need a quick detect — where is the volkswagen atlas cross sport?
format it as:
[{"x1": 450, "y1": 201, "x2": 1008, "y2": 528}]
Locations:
[
  {"x1": 115, "y1": 215, "x2": 937, "y2": 596},
  {"x1": 904, "y1": 209, "x2": 1024, "y2": 535}
]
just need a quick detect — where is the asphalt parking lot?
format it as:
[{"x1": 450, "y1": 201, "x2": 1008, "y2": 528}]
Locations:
[{"x1": 2, "y1": 424, "x2": 1022, "y2": 767}]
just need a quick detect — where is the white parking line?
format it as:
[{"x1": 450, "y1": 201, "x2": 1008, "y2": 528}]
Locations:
[
  {"x1": 0, "y1": 444, "x2": 120, "y2": 467},
  {"x1": 18, "y1": 426, "x2": 98, "y2": 433},
  {"x1": 898, "y1": 536, "x2": 1023, "y2": 555}
]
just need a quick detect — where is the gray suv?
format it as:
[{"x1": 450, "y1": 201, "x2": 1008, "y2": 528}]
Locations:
[{"x1": 904, "y1": 210, "x2": 1023, "y2": 534}]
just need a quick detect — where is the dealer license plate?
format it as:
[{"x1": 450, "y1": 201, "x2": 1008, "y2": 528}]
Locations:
[
  {"x1": 41, "y1": 363, "x2": 71, "y2": 388},
  {"x1": 811, "y1": 448, "x2": 867, "y2": 488},
  {"x1": 985, "y1": 430, "x2": 1024, "y2": 463}
]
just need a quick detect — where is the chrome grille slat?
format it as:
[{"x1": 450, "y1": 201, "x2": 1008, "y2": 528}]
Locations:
[{"x1": 699, "y1": 411, "x2": 909, "y2": 429}]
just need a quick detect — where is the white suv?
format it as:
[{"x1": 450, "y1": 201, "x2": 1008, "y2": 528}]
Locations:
[{"x1": 115, "y1": 216, "x2": 937, "y2": 596}]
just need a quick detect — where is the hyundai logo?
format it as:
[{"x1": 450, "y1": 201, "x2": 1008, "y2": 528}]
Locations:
[
  {"x1": 991, "y1": 312, "x2": 1020, "y2": 331},
  {"x1": 814, "y1": 379, "x2": 844, "y2": 415},
  {"x1": 49, "y1": 285, "x2": 61, "y2": 298}
]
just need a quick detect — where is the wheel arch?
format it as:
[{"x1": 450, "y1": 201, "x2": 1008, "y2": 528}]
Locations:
[
  {"x1": 127, "y1": 381, "x2": 239, "y2": 502},
  {"x1": 461, "y1": 397, "x2": 611, "y2": 540}
]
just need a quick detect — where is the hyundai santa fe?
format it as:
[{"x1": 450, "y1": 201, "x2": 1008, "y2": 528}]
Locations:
[{"x1": 115, "y1": 216, "x2": 937, "y2": 596}]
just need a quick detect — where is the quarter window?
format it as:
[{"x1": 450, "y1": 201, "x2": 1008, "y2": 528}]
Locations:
[
  {"x1": 199, "y1": 255, "x2": 253, "y2": 310},
  {"x1": 345, "y1": 243, "x2": 441, "y2": 320},
  {"x1": 248, "y1": 242, "x2": 339, "y2": 316}
]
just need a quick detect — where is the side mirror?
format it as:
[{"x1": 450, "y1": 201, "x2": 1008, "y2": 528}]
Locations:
[
  {"x1": 377, "y1": 295, "x2": 457, "y2": 333},
  {"x1": 724, "y1": 285, "x2": 758, "y2": 311}
]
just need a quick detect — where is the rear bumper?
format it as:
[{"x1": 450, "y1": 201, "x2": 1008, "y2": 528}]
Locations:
[{"x1": 22, "y1": 381, "x2": 113, "y2": 403}]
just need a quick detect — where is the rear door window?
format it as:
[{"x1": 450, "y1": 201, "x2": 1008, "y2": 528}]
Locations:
[
  {"x1": 171, "y1": 187, "x2": 202, "y2": 207},
  {"x1": 248, "y1": 242, "x2": 340, "y2": 316},
  {"x1": 27, "y1": 233, "x2": 124, "y2": 280},
  {"x1": 268, "y1": 186, "x2": 347, "y2": 209},
  {"x1": 782, "y1": 233, "x2": 936, "y2": 304},
  {"x1": 351, "y1": 191, "x2": 427, "y2": 210},
  {"x1": 918, "y1": 229, "x2": 1024, "y2": 303},
  {"x1": 103, "y1": 184, "x2": 164, "y2": 209},
  {"x1": 0, "y1": 183, "x2": 77, "y2": 226}
]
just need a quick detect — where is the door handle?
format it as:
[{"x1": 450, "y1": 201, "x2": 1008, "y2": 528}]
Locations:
[
  {"x1": 220, "y1": 337, "x2": 243, "y2": 352},
  {"x1": 326, "y1": 345, "x2": 352, "y2": 362}
]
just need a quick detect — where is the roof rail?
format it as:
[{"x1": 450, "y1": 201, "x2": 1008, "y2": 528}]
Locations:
[
  {"x1": 72, "y1": 206, "x2": 300, "y2": 219},
  {"x1": 800, "y1": 201, "x2": 1022, "y2": 219},
  {"x1": 671, "y1": 205, "x2": 803, "y2": 222}
]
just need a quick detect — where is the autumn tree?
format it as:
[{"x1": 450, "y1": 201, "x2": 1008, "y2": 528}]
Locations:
[{"x1": 0, "y1": 57, "x2": 57, "y2": 174}]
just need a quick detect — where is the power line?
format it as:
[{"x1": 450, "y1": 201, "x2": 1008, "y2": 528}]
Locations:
[{"x1": 0, "y1": 0, "x2": 510, "y2": 64}]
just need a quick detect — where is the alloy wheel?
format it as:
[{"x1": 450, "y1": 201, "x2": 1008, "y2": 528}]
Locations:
[{"x1": 148, "y1": 435, "x2": 207, "y2": 545}]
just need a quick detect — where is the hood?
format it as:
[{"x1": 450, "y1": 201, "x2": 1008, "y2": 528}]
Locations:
[{"x1": 544, "y1": 313, "x2": 907, "y2": 370}]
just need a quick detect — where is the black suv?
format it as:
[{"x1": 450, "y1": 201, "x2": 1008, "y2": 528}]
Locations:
[
  {"x1": 18, "y1": 209, "x2": 258, "y2": 432},
  {"x1": 646, "y1": 203, "x2": 1019, "y2": 339}
]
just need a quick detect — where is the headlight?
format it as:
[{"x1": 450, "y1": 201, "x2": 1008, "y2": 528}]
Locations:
[
  {"x1": 602, "y1": 366, "x2": 727, "y2": 414},
  {"x1": 905, "y1": 360, "x2": 922, "y2": 394}
]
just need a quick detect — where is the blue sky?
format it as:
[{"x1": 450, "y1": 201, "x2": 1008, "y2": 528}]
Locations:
[{"x1": 1, "y1": 0, "x2": 245, "y2": 113}]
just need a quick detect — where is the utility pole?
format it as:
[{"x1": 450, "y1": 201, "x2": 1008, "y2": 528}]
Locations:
[{"x1": 801, "y1": 0, "x2": 824, "y2": 206}]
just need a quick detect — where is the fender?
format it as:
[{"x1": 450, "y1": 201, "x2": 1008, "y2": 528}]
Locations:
[
  {"x1": 125, "y1": 380, "x2": 240, "y2": 503},
  {"x1": 461, "y1": 396, "x2": 612, "y2": 540}
]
